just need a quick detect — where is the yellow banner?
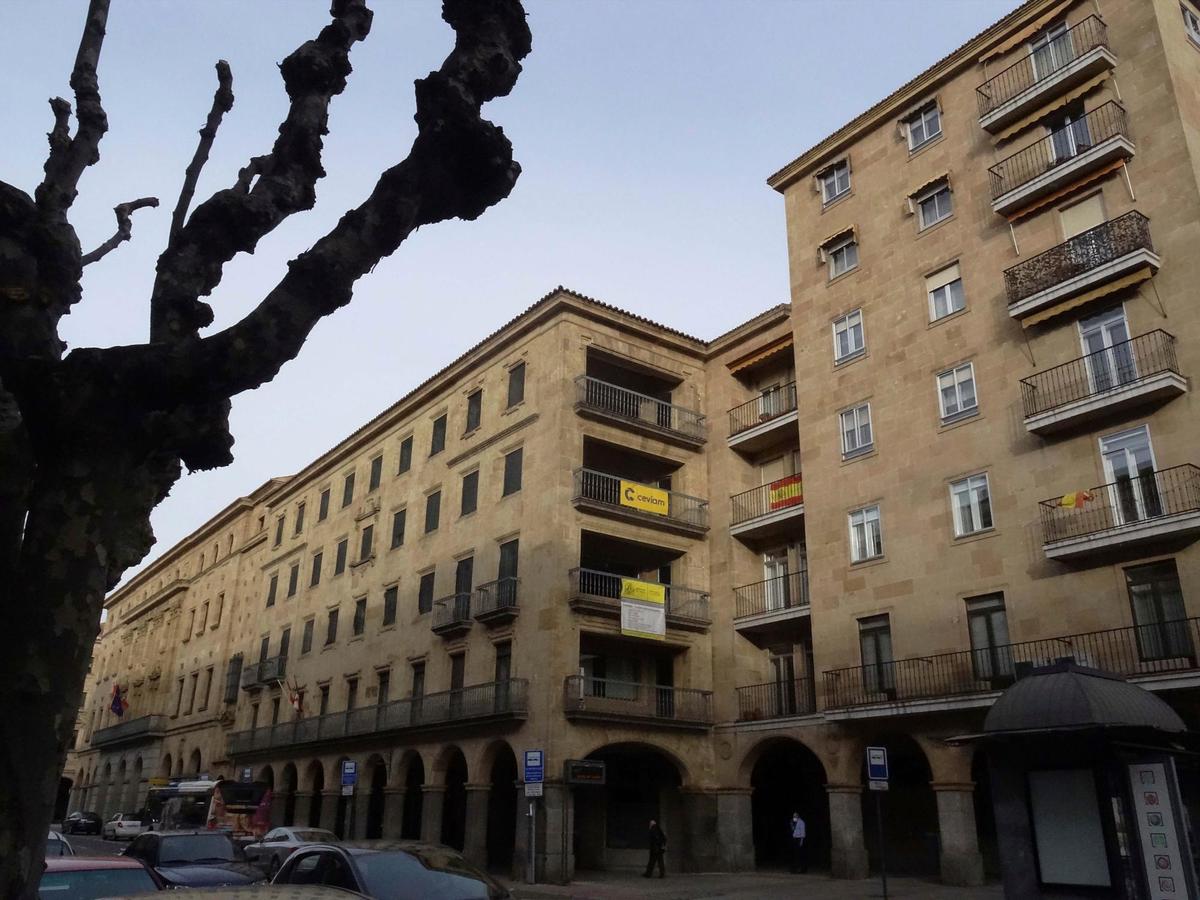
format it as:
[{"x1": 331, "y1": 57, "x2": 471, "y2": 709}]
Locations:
[
  {"x1": 619, "y1": 480, "x2": 669, "y2": 516},
  {"x1": 620, "y1": 578, "x2": 666, "y2": 605}
]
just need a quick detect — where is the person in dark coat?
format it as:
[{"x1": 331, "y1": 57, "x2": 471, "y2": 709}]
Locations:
[{"x1": 643, "y1": 818, "x2": 667, "y2": 878}]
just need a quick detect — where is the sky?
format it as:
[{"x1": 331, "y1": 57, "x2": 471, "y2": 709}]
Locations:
[{"x1": 1, "y1": 0, "x2": 1015, "y2": 583}]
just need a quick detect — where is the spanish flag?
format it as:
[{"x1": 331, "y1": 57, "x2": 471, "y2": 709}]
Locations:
[{"x1": 1058, "y1": 490, "x2": 1094, "y2": 508}]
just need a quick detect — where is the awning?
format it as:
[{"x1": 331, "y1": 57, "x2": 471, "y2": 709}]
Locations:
[
  {"x1": 994, "y1": 73, "x2": 1109, "y2": 144},
  {"x1": 908, "y1": 171, "x2": 950, "y2": 199},
  {"x1": 1021, "y1": 265, "x2": 1154, "y2": 328},
  {"x1": 1005, "y1": 157, "x2": 1125, "y2": 223},
  {"x1": 978, "y1": 0, "x2": 1074, "y2": 64},
  {"x1": 819, "y1": 224, "x2": 856, "y2": 249},
  {"x1": 728, "y1": 336, "x2": 794, "y2": 374}
]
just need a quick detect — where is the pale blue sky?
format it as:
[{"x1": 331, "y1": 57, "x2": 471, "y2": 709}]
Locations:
[{"x1": 1, "y1": 0, "x2": 1014, "y2": 579}]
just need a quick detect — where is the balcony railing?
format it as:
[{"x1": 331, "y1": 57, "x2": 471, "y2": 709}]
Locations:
[
  {"x1": 733, "y1": 571, "x2": 810, "y2": 620},
  {"x1": 1038, "y1": 464, "x2": 1200, "y2": 545},
  {"x1": 432, "y1": 592, "x2": 472, "y2": 635},
  {"x1": 228, "y1": 678, "x2": 528, "y2": 755},
  {"x1": 241, "y1": 655, "x2": 287, "y2": 689},
  {"x1": 572, "y1": 468, "x2": 709, "y2": 531},
  {"x1": 824, "y1": 618, "x2": 1200, "y2": 711},
  {"x1": 575, "y1": 376, "x2": 706, "y2": 444},
  {"x1": 988, "y1": 101, "x2": 1128, "y2": 200},
  {"x1": 729, "y1": 383, "x2": 798, "y2": 438},
  {"x1": 91, "y1": 714, "x2": 168, "y2": 748},
  {"x1": 563, "y1": 676, "x2": 712, "y2": 727},
  {"x1": 474, "y1": 577, "x2": 519, "y2": 623},
  {"x1": 730, "y1": 476, "x2": 804, "y2": 527},
  {"x1": 568, "y1": 567, "x2": 711, "y2": 625},
  {"x1": 1004, "y1": 211, "x2": 1154, "y2": 307},
  {"x1": 736, "y1": 679, "x2": 816, "y2": 721},
  {"x1": 1019, "y1": 330, "x2": 1181, "y2": 419},
  {"x1": 976, "y1": 16, "x2": 1109, "y2": 118}
]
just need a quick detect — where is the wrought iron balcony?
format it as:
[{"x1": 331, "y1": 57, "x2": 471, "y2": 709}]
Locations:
[
  {"x1": 733, "y1": 571, "x2": 810, "y2": 622},
  {"x1": 730, "y1": 476, "x2": 804, "y2": 539},
  {"x1": 432, "y1": 592, "x2": 472, "y2": 637},
  {"x1": 574, "y1": 376, "x2": 706, "y2": 448},
  {"x1": 728, "y1": 383, "x2": 798, "y2": 450},
  {"x1": 824, "y1": 617, "x2": 1200, "y2": 712},
  {"x1": 563, "y1": 675, "x2": 712, "y2": 729},
  {"x1": 1038, "y1": 464, "x2": 1200, "y2": 558},
  {"x1": 227, "y1": 678, "x2": 528, "y2": 756},
  {"x1": 736, "y1": 679, "x2": 816, "y2": 722},
  {"x1": 1019, "y1": 330, "x2": 1185, "y2": 433},
  {"x1": 91, "y1": 714, "x2": 168, "y2": 749},
  {"x1": 567, "y1": 567, "x2": 711, "y2": 630},
  {"x1": 474, "y1": 577, "x2": 519, "y2": 625},
  {"x1": 241, "y1": 655, "x2": 287, "y2": 690},
  {"x1": 572, "y1": 468, "x2": 709, "y2": 535}
]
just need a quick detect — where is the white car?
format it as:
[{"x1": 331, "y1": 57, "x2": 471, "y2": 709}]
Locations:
[
  {"x1": 102, "y1": 812, "x2": 148, "y2": 840},
  {"x1": 243, "y1": 827, "x2": 338, "y2": 876},
  {"x1": 45, "y1": 830, "x2": 74, "y2": 857}
]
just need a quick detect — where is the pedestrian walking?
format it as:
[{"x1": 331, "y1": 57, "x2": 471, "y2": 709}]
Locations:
[
  {"x1": 789, "y1": 811, "x2": 807, "y2": 874},
  {"x1": 643, "y1": 818, "x2": 667, "y2": 878}
]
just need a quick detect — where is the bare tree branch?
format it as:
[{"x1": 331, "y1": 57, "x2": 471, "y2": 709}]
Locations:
[
  {"x1": 80, "y1": 197, "x2": 159, "y2": 266},
  {"x1": 169, "y1": 61, "x2": 234, "y2": 242}
]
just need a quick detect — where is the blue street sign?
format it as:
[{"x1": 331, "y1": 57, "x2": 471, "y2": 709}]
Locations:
[
  {"x1": 524, "y1": 749, "x2": 544, "y2": 784},
  {"x1": 341, "y1": 760, "x2": 358, "y2": 787},
  {"x1": 240, "y1": 767, "x2": 252, "y2": 784},
  {"x1": 867, "y1": 746, "x2": 889, "y2": 781}
]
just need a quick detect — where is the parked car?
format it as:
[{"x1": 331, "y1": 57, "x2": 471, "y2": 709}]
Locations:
[
  {"x1": 45, "y1": 830, "x2": 75, "y2": 857},
  {"x1": 39, "y1": 856, "x2": 164, "y2": 899},
  {"x1": 123, "y1": 830, "x2": 263, "y2": 888},
  {"x1": 243, "y1": 827, "x2": 338, "y2": 876},
  {"x1": 103, "y1": 811, "x2": 149, "y2": 840},
  {"x1": 61, "y1": 811, "x2": 102, "y2": 835},
  {"x1": 272, "y1": 841, "x2": 511, "y2": 899}
]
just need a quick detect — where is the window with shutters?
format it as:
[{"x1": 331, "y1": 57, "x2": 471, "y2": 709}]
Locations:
[
  {"x1": 425, "y1": 491, "x2": 441, "y2": 533},
  {"x1": 342, "y1": 471, "x2": 355, "y2": 508},
  {"x1": 266, "y1": 573, "x2": 278, "y2": 608},
  {"x1": 334, "y1": 538, "x2": 348, "y2": 575},
  {"x1": 391, "y1": 508, "x2": 406, "y2": 549},
  {"x1": 1059, "y1": 192, "x2": 1106, "y2": 240},
  {"x1": 359, "y1": 524, "x2": 374, "y2": 561},
  {"x1": 287, "y1": 563, "x2": 299, "y2": 598},
  {"x1": 383, "y1": 586, "x2": 398, "y2": 627},
  {"x1": 465, "y1": 390, "x2": 483, "y2": 433},
  {"x1": 1126, "y1": 560, "x2": 1191, "y2": 661},
  {"x1": 224, "y1": 655, "x2": 243, "y2": 704},
  {"x1": 353, "y1": 598, "x2": 367, "y2": 636},
  {"x1": 507, "y1": 362, "x2": 525, "y2": 408},
  {"x1": 430, "y1": 414, "x2": 447, "y2": 456},
  {"x1": 418, "y1": 571, "x2": 435, "y2": 614},
  {"x1": 273, "y1": 516, "x2": 285, "y2": 547},
  {"x1": 368, "y1": 455, "x2": 383, "y2": 492},
  {"x1": 926, "y1": 263, "x2": 965, "y2": 321},
  {"x1": 397, "y1": 435, "x2": 413, "y2": 475},
  {"x1": 318, "y1": 487, "x2": 330, "y2": 522},
  {"x1": 301, "y1": 619, "x2": 314, "y2": 655},
  {"x1": 279, "y1": 627, "x2": 291, "y2": 660},
  {"x1": 461, "y1": 470, "x2": 479, "y2": 516},
  {"x1": 502, "y1": 448, "x2": 523, "y2": 496},
  {"x1": 325, "y1": 608, "x2": 339, "y2": 645},
  {"x1": 294, "y1": 501, "x2": 306, "y2": 535},
  {"x1": 310, "y1": 551, "x2": 323, "y2": 587}
]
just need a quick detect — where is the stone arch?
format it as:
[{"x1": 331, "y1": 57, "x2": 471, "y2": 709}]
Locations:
[
  {"x1": 431, "y1": 743, "x2": 470, "y2": 784},
  {"x1": 333, "y1": 755, "x2": 356, "y2": 838},
  {"x1": 439, "y1": 747, "x2": 469, "y2": 851},
  {"x1": 116, "y1": 759, "x2": 129, "y2": 814},
  {"x1": 741, "y1": 736, "x2": 830, "y2": 871},
  {"x1": 400, "y1": 750, "x2": 425, "y2": 840},
  {"x1": 55, "y1": 776, "x2": 73, "y2": 821},
  {"x1": 281, "y1": 762, "x2": 299, "y2": 826},
  {"x1": 259, "y1": 764, "x2": 276, "y2": 789},
  {"x1": 304, "y1": 760, "x2": 326, "y2": 828},
  {"x1": 129, "y1": 756, "x2": 144, "y2": 813},
  {"x1": 859, "y1": 732, "x2": 937, "y2": 878},
  {"x1": 98, "y1": 762, "x2": 113, "y2": 818},
  {"x1": 364, "y1": 753, "x2": 388, "y2": 839},
  {"x1": 188, "y1": 748, "x2": 202, "y2": 776},
  {"x1": 159, "y1": 754, "x2": 173, "y2": 780},
  {"x1": 482, "y1": 740, "x2": 518, "y2": 874},
  {"x1": 580, "y1": 738, "x2": 692, "y2": 786}
]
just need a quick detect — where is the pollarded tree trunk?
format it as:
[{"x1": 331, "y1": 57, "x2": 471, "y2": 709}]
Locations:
[{"x1": 0, "y1": 2, "x2": 531, "y2": 897}]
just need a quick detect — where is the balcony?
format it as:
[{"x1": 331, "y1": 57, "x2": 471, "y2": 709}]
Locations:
[
  {"x1": 567, "y1": 567, "x2": 711, "y2": 632},
  {"x1": 574, "y1": 376, "x2": 706, "y2": 449},
  {"x1": 227, "y1": 679, "x2": 528, "y2": 756},
  {"x1": 823, "y1": 618, "x2": 1200, "y2": 715},
  {"x1": 976, "y1": 17, "x2": 1115, "y2": 132},
  {"x1": 432, "y1": 593, "x2": 472, "y2": 638},
  {"x1": 1039, "y1": 465, "x2": 1200, "y2": 559},
  {"x1": 1020, "y1": 330, "x2": 1186, "y2": 434},
  {"x1": 727, "y1": 383, "x2": 798, "y2": 453},
  {"x1": 91, "y1": 714, "x2": 168, "y2": 749},
  {"x1": 732, "y1": 572, "x2": 810, "y2": 637},
  {"x1": 572, "y1": 468, "x2": 709, "y2": 537},
  {"x1": 730, "y1": 476, "x2": 804, "y2": 541},
  {"x1": 736, "y1": 679, "x2": 816, "y2": 722},
  {"x1": 989, "y1": 102, "x2": 1133, "y2": 216},
  {"x1": 241, "y1": 655, "x2": 287, "y2": 690},
  {"x1": 563, "y1": 676, "x2": 712, "y2": 730},
  {"x1": 474, "y1": 577, "x2": 519, "y2": 626},
  {"x1": 1004, "y1": 211, "x2": 1158, "y2": 320}
]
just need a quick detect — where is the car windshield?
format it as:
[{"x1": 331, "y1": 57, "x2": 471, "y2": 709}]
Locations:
[
  {"x1": 356, "y1": 849, "x2": 505, "y2": 900},
  {"x1": 159, "y1": 834, "x2": 235, "y2": 864},
  {"x1": 39, "y1": 869, "x2": 159, "y2": 900},
  {"x1": 292, "y1": 830, "x2": 335, "y2": 842}
]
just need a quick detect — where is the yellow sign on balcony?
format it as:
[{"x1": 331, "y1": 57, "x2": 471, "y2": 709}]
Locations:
[
  {"x1": 621, "y1": 578, "x2": 666, "y2": 641},
  {"x1": 619, "y1": 480, "x2": 669, "y2": 516},
  {"x1": 620, "y1": 578, "x2": 666, "y2": 605}
]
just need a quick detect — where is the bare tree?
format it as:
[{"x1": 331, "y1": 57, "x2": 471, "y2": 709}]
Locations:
[{"x1": 0, "y1": 0, "x2": 531, "y2": 894}]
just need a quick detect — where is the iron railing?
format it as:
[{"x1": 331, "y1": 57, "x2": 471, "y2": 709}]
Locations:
[
  {"x1": 575, "y1": 376, "x2": 706, "y2": 442},
  {"x1": 728, "y1": 383, "x2": 798, "y2": 437},
  {"x1": 563, "y1": 676, "x2": 713, "y2": 726},
  {"x1": 733, "y1": 571, "x2": 810, "y2": 620},
  {"x1": 824, "y1": 618, "x2": 1200, "y2": 710},
  {"x1": 730, "y1": 476, "x2": 804, "y2": 527},
  {"x1": 568, "y1": 567, "x2": 711, "y2": 623},
  {"x1": 572, "y1": 468, "x2": 709, "y2": 530},
  {"x1": 474, "y1": 577, "x2": 519, "y2": 619},
  {"x1": 1019, "y1": 330, "x2": 1180, "y2": 418},
  {"x1": 1004, "y1": 211, "x2": 1153, "y2": 306},
  {"x1": 91, "y1": 714, "x2": 168, "y2": 748},
  {"x1": 988, "y1": 101, "x2": 1128, "y2": 200},
  {"x1": 227, "y1": 679, "x2": 528, "y2": 755},
  {"x1": 1038, "y1": 464, "x2": 1200, "y2": 544},
  {"x1": 241, "y1": 655, "x2": 287, "y2": 689},
  {"x1": 432, "y1": 592, "x2": 472, "y2": 631},
  {"x1": 736, "y1": 679, "x2": 816, "y2": 721},
  {"x1": 976, "y1": 16, "x2": 1109, "y2": 118}
]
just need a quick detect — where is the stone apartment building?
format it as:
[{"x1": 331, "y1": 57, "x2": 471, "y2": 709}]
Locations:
[{"x1": 66, "y1": 0, "x2": 1200, "y2": 890}]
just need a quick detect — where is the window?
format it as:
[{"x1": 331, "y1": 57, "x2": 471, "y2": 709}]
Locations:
[
  {"x1": 840, "y1": 403, "x2": 873, "y2": 459},
  {"x1": 849, "y1": 505, "x2": 883, "y2": 562},
  {"x1": 174, "y1": 677, "x2": 185, "y2": 716},
  {"x1": 184, "y1": 608, "x2": 195, "y2": 639},
  {"x1": 199, "y1": 667, "x2": 214, "y2": 711},
  {"x1": 213, "y1": 593, "x2": 223, "y2": 627},
  {"x1": 286, "y1": 563, "x2": 299, "y2": 599},
  {"x1": 266, "y1": 573, "x2": 278, "y2": 608},
  {"x1": 369, "y1": 455, "x2": 383, "y2": 492},
  {"x1": 359, "y1": 524, "x2": 374, "y2": 561},
  {"x1": 353, "y1": 597, "x2": 367, "y2": 636},
  {"x1": 310, "y1": 551, "x2": 323, "y2": 587},
  {"x1": 461, "y1": 470, "x2": 479, "y2": 516},
  {"x1": 418, "y1": 571, "x2": 436, "y2": 614},
  {"x1": 832, "y1": 309, "x2": 865, "y2": 362},
  {"x1": 224, "y1": 655, "x2": 243, "y2": 704},
  {"x1": 1100, "y1": 426, "x2": 1161, "y2": 526},
  {"x1": 198, "y1": 601, "x2": 209, "y2": 633},
  {"x1": 259, "y1": 635, "x2": 270, "y2": 663},
  {"x1": 503, "y1": 448, "x2": 523, "y2": 496},
  {"x1": 301, "y1": 619, "x2": 314, "y2": 655},
  {"x1": 826, "y1": 235, "x2": 858, "y2": 279},
  {"x1": 1186, "y1": 3, "x2": 1200, "y2": 43},
  {"x1": 937, "y1": 363, "x2": 977, "y2": 423},
  {"x1": 967, "y1": 594, "x2": 1013, "y2": 681},
  {"x1": 273, "y1": 516, "x2": 285, "y2": 547},
  {"x1": 465, "y1": 390, "x2": 483, "y2": 433},
  {"x1": 397, "y1": 436, "x2": 413, "y2": 475},
  {"x1": 390, "y1": 508, "x2": 406, "y2": 549},
  {"x1": 507, "y1": 362, "x2": 526, "y2": 407},
  {"x1": 411, "y1": 662, "x2": 426, "y2": 698},
  {"x1": 325, "y1": 608, "x2": 339, "y2": 645},
  {"x1": 377, "y1": 669, "x2": 391, "y2": 705},
  {"x1": 270, "y1": 697, "x2": 281, "y2": 726},
  {"x1": 383, "y1": 586, "x2": 398, "y2": 627},
  {"x1": 425, "y1": 491, "x2": 441, "y2": 533},
  {"x1": 820, "y1": 161, "x2": 850, "y2": 205},
  {"x1": 319, "y1": 685, "x2": 330, "y2": 716},
  {"x1": 279, "y1": 626, "x2": 291, "y2": 660},
  {"x1": 859, "y1": 615, "x2": 895, "y2": 694},
  {"x1": 926, "y1": 263, "x2": 964, "y2": 321},
  {"x1": 334, "y1": 538, "x2": 348, "y2": 575},
  {"x1": 1127, "y1": 560, "x2": 1191, "y2": 661},
  {"x1": 186, "y1": 673, "x2": 198, "y2": 714},
  {"x1": 318, "y1": 488, "x2": 330, "y2": 522},
  {"x1": 950, "y1": 473, "x2": 993, "y2": 536},
  {"x1": 430, "y1": 414, "x2": 447, "y2": 456},
  {"x1": 906, "y1": 101, "x2": 942, "y2": 150},
  {"x1": 341, "y1": 472, "x2": 355, "y2": 508},
  {"x1": 494, "y1": 641, "x2": 513, "y2": 684},
  {"x1": 917, "y1": 183, "x2": 952, "y2": 229},
  {"x1": 294, "y1": 501, "x2": 305, "y2": 535},
  {"x1": 1030, "y1": 21, "x2": 1073, "y2": 78}
]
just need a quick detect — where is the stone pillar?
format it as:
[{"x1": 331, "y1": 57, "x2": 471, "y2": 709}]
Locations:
[
  {"x1": 420, "y1": 786, "x2": 445, "y2": 844},
  {"x1": 539, "y1": 781, "x2": 573, "y2": 884},
  {"x1": 352, "y1": 789, "x2": 372, "y2": 839},
  {"x1": 270, "y1": 791, "x2": 288, "y2": 827},
  {"x1": 293, "y1": 791, "x2": 313, "y2": 827},
  {"x1": 826, "y1": 784, "x2": 869, "y2": 879},
  {"x1": 714, "y1": 789, "x2": 754, "y2": 872},
  {"x1": 382, "y1": 787, "x2": 406, "y2": 838},
  {"x1": 933, "y1": 782, "x2": 984, "y2": 886},
  {"x1": 681, "y1": 790, "x2": 719, "y2": 873},
  {"x1": 463, "y1": 784, "x2": 490, "y2": 868},
  {"x1": 318, "y1": 790, "x2": 340, "y2": 832}
]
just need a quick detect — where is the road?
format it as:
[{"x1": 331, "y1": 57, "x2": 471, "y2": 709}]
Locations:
[{"x1": 56, "y1": 830, "x2": 126, "y2": 857}]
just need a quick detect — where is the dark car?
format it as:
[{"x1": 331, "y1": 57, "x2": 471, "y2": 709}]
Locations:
[
  {"x1": 39, "y1": 856, "x2": 164, "y2": 899},
  {"x1": 122, "y1": 830, "x2": 262, "y2": 888},
  {"x1": 61, "y1": 811, "x2": 102, "y2": 835},
  {"x1": 272, "y1": 841, "x2": 510, "y2": 899}
]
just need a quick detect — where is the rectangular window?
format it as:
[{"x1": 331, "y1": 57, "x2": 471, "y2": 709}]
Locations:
[
  {"x1": 259, "y1": 635, "x2": 270, "y2": 663},
  {"x1": 377, "y1": 669, "x2": 391, "y2": 706},
  {"x1": 507, "y1": 362, "x2": 526, "y2": 407},
  {"x1": 503, "y1": 448, "x2": 524, "y2": 496},
  {"x1": 369, "y1": 455, "x2": 383, "y2": 492},
  {"x1": 499, "y1": 538, "x2": 519, "y2": 579},
  {"x1": 186, "y1": 673, "x2": 198, "y2": 714},
  {"x1": 383, "y1": 586, "x2": 398, "y2": 627},
  {"x1": 325, "y1": 608, "x2": 339, "y2": 645},
  {"x1": 859, "y1": 614, "x2": 895, "y2": 694},
  {"x1": 926, "y1": 263, "x2": 965, "y2": 321},
  {"x1": 319, "y1": 685, "x2": 330, "y2": 716},
  {"x1": 250, "y1": 702, "x2": 260, "y2": 730},
  {"x1": 917, "y1": 184, "x2": 953, "y2": 229},
  {"x1": 342, "y1": 471, "x2": 355, "y2": 508},
  {"x1": 840, "y1": 403, "x2": 873, "y2": 459},
  {"x1": 494, "y1": 641, "x2": 513, "y2": 683},
  {"x1": 301, "y1": 619, "x2": 314, "y2": 654},
  {"x1": 966, "y1": 593, "x2": 1013, "y2": 681},
  {"x1": 224, "y1": 655, "x2": 243, "y2": 704},
  {"x1": 906, "y1": 101, "x2": 942, "y2": 150},
  {"x1": 397, "y1": 436, "x2": 413, "y2": 475},
  {"x1": 849, "y1": 505, "x2": 883, "y2": 562},
  {"x1": 950, "y1": 473, "x2": 993, "y2": 536},
  {"x1": 827, "y1": 236, "x2": 858, "y2": 279},
  {"x1": 279, "y1": 626, "x2": 291, "y2": 660},
  {"x1": 1127, "y1": 560, "x2": 1192, "y2": 661},
  {"x1": 465, "y1": 389, "x2": 483, "y2": 433},
  {"x1": 214, "y1": 593, "x2": 224, "y2": 627},
  {"x1": 185, "y1": 608, "x2": 195, "y2": 639},
  {"x1": 353, "y1": 597, "x2": 367, "y2": 636},
  {"x1": 174, "y1": 677, "x2": 185, "y2": 716},
  {"x1": 266, "y1": 573, "x2": 278, "y2": 608},
  {"x1": 310, "y1": 551, "x2": 323, "y2": 587},
  {"x1": 287, "y1": 563, "x2": 299, "y2": 598},
  {"x1": 937, "y1": 363, "x2": 978, "y2": 423},
  {"x1": 391, "y1": 508, "x2": 406, "y2": 549},
  {"x1": 198, "y1": 601, "x2": 209, "y2": 633},
  {"x1": 418, "y1": 571, "x2": 436, "y2": 614},
  {"x1": 318, "y1": 488, "x2": 330, "y2": 522},
  {"x1": 833, "y1": 309, "x2": 865, "y2": 362},
  {"x1": 461, "y1": 470, "x2": 479, "y2": 516},
  {"x1": 1186, "y1": 4, "x2": 1200, "y2": 43},
  {"x1": 270, "y1": 697, "x2": 280, "y2": 726},
  {"x1": 820, "y1": 161, "x2": 851, "y2": 205},
  {"x1": 199, "y1": 667, "x2": 214, "y2": 711},
  {"x1": 425, "y1": 491, "x2": 441, "y2": 533},
  {"x1": 294, "y1": 501, "x2": 306, "y2": 535},
  {"x1": 430, "y1": 414, "x2": 447, "y2": 456},
  {"x1": 411, "y1": 662, "x2": 426, "y2": 698},
  {"x1": 334, "y1": 538, "x2": 348, "y2": 575},
  {"x1": 359, "y1": 524, "x2": 374, "y2": 561},
  {"x1": 273, "y1": 516, "x2": 285, "y2": 548}
]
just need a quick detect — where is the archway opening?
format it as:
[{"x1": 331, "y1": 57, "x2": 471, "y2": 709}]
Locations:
[
  {"x1": 334, "y1": 757, "x2": 351, "y2": 838},
  {"x1": 55, "y1": 777, "x2": 73, "y2": 822},
  {"x1": 117, "y1": 760, "x2": 129, "y2": 814},
  {"x1": 441, "y1": 749, "x2": 468, "y2": 850},
  {"x1": 860, "y1": 735, "x2": 938, "y2": 877},
  {"x1": 307, "y1": 763, "x2": 325, "y2": 828},
  {"x1": 99, "y1": 763, "x2": 112, "y2": 818},
  {"x1": 188, "y1": 748, "x2": 202, "y2": 777},
  {"x1": 160, "y1": 754, "x2": 173, "y2": 780},
  {"x1": 486, "y1": 744, "x2": 519, "y2": 874},
  {"x1": 366, "y1": 758, "x2": 387, "y2": 839},
  {"x1": 749, "y1": 738, "x2": 830, "y2": 871},
  {"x1": 130, "y1": 757, "x2": 144, "y2": 815},
  {"x1": 972, "y1": 749, "x2": 1000, "y2": 881},
  {"x1": 402, "y1": 755, "x2": 425, "y2": 839},
  {"x1": 282, "y1": 763, "x2": 299, "y2": 826}
]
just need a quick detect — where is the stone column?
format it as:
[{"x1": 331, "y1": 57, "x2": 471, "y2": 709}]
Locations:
[
  {"x1": 318, "y1": 790, "x2": 341, "y2": 833},
  {"x1": 270, "y1": 791, "x2": 288, "y2": 828},
  {"x1": 681, "y1": 790, "x2": 718, "y2": 873},
  {"x1": 382, "y1": 787, "x2": 406, "y2": 839},
  {"x1": 539, "y1": 781, "x2": 573, "y2": 884},
  {"x1": 420, "y1": 786, "x2": 445, "y2": 844},
  {"x1": 714, "y1": 789, "x2": 754, "y2": 872},
  {"x1": 463, "y1": 784, "x2": 491, "y2": 868},
  {"x1": 933, "y1": 782, "x2": 984, "y2": 886},
  {"x1": 293, "y1": 791, "x2": 313, "y2": 827},
  {"x1": 352, "y1": 789, "x2": 372, "y2": 839},
  {"x1": 826, "y1": 784, "x2": 869, "y2": 879}
]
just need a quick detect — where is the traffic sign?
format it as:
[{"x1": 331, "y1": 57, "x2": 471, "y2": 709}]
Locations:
[
  {"x1": 869, "y1": 780, "x2": 889, "y2": 791},
  {"x1": 524, "y1": 781, "x2": 544, "y2": 798},
  {"x1": 341, "y1": 784, "x2": 354, "y2": 796},
  {"x1": 524, "y1": 749, "x2": 544, "y2": 784},
  {"x1": 240, "y1": 767, "x2": 253, "y2": 784},
  {"x1": 867, "y1": 746, "x2": 889, "y2": 782},
  {"x1": 341, "y1": 760, "x2": 358, "y2": 788}
]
